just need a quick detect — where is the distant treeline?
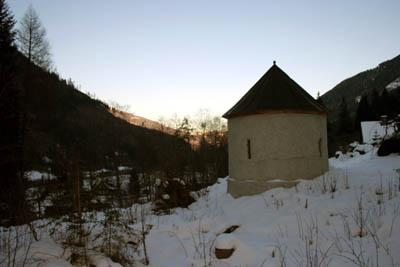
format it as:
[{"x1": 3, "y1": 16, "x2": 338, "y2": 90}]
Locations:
[{"x1": 320, "y1": 87, "x2": 400, "y2": 155}]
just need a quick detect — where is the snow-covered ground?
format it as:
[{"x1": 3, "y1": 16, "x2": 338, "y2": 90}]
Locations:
[
  {"x1": 26, "y1": 170, "x2": 56, "y2": 181},
  {"x1": 2, "y1": 145, "x2": 400, "y2": 266},
  {"x1": 140, "y1": 147, "x2": 400, "y2": 266}
]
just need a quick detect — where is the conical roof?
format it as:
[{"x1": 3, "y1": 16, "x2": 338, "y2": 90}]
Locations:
[{"x1": 223, "y1": 63, "x2": 327, "y2": 119}]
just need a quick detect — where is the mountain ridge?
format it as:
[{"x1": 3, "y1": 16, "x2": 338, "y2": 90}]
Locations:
[
  {"x1": 321, "y1": 54, "x2": 400, "y2": 121},
  {"x1": 109, "y1": 109, "x2": 176, "y2": 135},
  {"x1": 13, "y1": 52, "x2": 178, "y2": 171}
]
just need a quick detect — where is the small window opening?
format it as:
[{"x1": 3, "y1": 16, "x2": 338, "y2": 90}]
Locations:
[
  {"x1": 318, "y1": 138, "x2": 322, "y2": 157},
  {"x1": 247, "y1": 139, "x2": 251, "y2": 159}
]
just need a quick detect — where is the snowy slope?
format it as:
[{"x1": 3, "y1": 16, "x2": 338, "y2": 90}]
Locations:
[
  {"x1": 2, "y1": 145, "x2": 400, "y2": 266},
  {"x1": 139, "y1": 146, "x2": 400, "y2": 266},
  {"x1": 386, "y1": 77, "x2": 400, "y2": 91}
]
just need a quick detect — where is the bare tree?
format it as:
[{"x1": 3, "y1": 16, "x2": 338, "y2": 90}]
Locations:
[
  {"x1": 107, "y1": 100, "x2": 131, "y2": 113},
  {"x1": 17, "y1": 4, "x2": 52, "y2": 70}
]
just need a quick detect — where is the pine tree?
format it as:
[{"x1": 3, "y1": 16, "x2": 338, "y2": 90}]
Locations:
[
  {"x1": 370, "y1": 88, "x2": 381, "y2": 120},
  {"x1": 379, "y1": 89, "x2": 397, "y2": 117},
  {"x1": 316, "y1": 91, "x2": 325, "y2": 108},
  {"x1": 129, "y1": 168, "x2": 140, "y2": 201},
  {"x1": 0, "y1": 0, "x2": 28, "y2": 225},
  {"x1": 338, "y1": 97, "x2": 351, "y2": 134},
  {"x1": 0, "y1": 0, "x2": 15, "y2": 51},
  {"x1": 0, "y1": 0, "x2": 16, "y2": 82},
  {"x1": 354, "y1": 93, "x2": 374, "y2": 131}
]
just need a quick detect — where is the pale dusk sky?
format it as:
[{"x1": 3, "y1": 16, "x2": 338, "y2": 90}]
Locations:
[{"x1": 9, "y1": 0, "x2": 400, "y2": 120}]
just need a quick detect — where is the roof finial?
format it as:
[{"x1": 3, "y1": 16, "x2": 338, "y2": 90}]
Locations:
[{"x1": 273, "y1": 60, "x2": 276, "y2": 66}]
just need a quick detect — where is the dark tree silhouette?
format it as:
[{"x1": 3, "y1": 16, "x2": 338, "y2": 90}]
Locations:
[
  {"x1": 0, "y1": 0, "x2": 28, "y2": 226},
  {"x1": 0, "y1": 0, "x2": 16, "y2": 87},
  {"x1": 338, "y1": 97, "x2": 351, "y2": 134},
  {"x1": 0, "y1": 0, "x2": 15, "y2": 52},
  {"x1": 379, "y1": 89, "x2": 398, "y2": 117},
  {"x1": 316, "y1": 91, "x2": 325, "y2": 107},
  {"x1": 370, "y1": 88, "x2": 382, "y2": 120},
  {"x1": 354, "y1": 93, "x2": 374, "y2": 131}
]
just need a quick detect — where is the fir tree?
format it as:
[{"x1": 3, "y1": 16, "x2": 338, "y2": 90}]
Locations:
[
  {"x1": 0, "y1": 0, "x2": 16, "y2": 82},
  {"x1": 316, "y1": 91, "x2": 326, "y2": 108},
  {"x1": 129, "y1": 168, "x2": 140, "y2": 201},
  {"x1": 354, "y1": 93, "x2": 374, "y2": 130},
  {"x1": 379, "y1": 89, "x2": 397, "y2": 117},
  {"x1": 338, "y1": 97, "x2": 351, "y2": 134},
  {"x1": 370, "y1": 88, "x2": 381, "y2": 120},
  {"x1": 0, "y1": 0, "x2": 28, "y2": 225},
  {"x1": 0, "y1": 0, "x2": 15, "y2": 52}
]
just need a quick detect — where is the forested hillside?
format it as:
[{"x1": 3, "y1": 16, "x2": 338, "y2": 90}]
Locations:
[
  {"x1": 0, "y1": 1, "x2": 227, "y2": 226},
  {"x1": 319, "y1": 54, "x2": 400, "y2": 155},
  {"x1": 17, "y1": 53, "x2": 177, "y2": 171},
  {"x1": 321, "y1": 54, "x2": 400, "y2": 122}
]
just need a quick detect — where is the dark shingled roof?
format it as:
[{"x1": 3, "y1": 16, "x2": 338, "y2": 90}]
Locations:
[{"x1": 223, "y1": 63, "x2": 327, "y2": 119}]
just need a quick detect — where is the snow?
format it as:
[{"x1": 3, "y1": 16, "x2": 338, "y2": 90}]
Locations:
[
  {"x1": 95, "y1": 168, "x2": 110, "y2": 174},
  {"x1": 43, "y1": 156, "x2": 52, "y2": 163},
  {"x1": 28, "y1": 238, "x2": 71, "y2": 261},
  {"x1": 16, "y1": 238, "x2": 73, "y2": 266},
  {"x1": 140, "y1": 148, "x2": 400, "y2": 266},
  {"x1": 89, "y1": 254, "x2": 123, "y2": 267},
  {"x1": 350, "y1": 142, "x2": 373, "y2": 153},
  {"x1": 118, "y1": 166, "x2": 131, "y2": 171},
  {"x1": 215, "y1": 234, "x2": 239, "y2": 249},
  {"x1": 173, "y1": 177, "x2": 186, "y2": 185},
  {"x1": 38, "y1": 259, "x2": 73, "y2": 267},
  {"x1": 4, "y1": 147, "x2": 400, "y2": 266},
  {"x1": 386, "y1": 77, "x2": 400, "y2": 91},
  {"x1": 26, "y1": 170, "x2": 56, "y2": 181}
]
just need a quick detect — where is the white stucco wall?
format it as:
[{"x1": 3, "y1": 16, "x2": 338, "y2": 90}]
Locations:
[{"x1": 228, "y1": 113, "x2": 328, "y2": 198}]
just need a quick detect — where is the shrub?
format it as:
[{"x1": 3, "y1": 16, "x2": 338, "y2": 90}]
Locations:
[{"x1": 378, "y1": 137, "x2": 400, "y2": 156}]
